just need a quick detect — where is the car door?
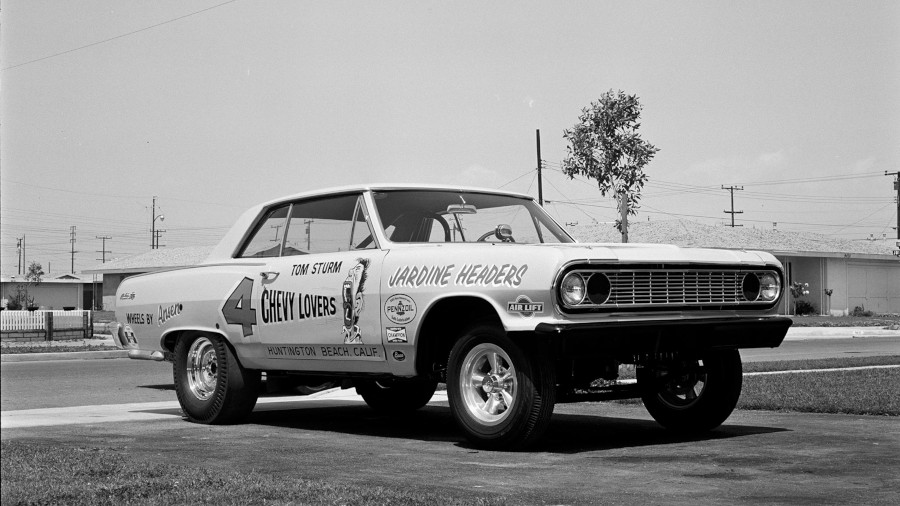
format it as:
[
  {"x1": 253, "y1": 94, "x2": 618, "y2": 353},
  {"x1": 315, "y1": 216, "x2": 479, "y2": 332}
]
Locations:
[
  {"x1": 232, "y1": 193, "x2": 386, "y2": 372},
  {"x1": 242, "y1": 193, "x2": 388, "y2": 372}
]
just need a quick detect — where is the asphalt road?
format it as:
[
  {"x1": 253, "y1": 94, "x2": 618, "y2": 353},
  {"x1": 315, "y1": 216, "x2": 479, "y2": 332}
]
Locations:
[{"x1": 2, "y1": 336, "x2": 899, "y2": 504}]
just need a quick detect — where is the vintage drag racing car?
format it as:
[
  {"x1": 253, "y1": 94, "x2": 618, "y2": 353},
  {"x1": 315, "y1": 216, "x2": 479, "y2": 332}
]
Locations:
[{"x1": 112, "y1": 184, "x2": 790, "y2": 449}]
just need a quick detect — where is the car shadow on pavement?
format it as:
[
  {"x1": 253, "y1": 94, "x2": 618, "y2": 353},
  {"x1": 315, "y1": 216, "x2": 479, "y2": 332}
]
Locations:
[
  {"x1": 137, "y1": 384, "x2": 175, "y2": 391},
  {"x1": 241, "y1": 403, "x2": 789, "y2": 454}
]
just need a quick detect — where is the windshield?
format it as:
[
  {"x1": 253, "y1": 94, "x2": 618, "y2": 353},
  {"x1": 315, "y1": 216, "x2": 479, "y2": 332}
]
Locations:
[{"x1": 371, "y1": 190, "x2": 574, "y2": 244}]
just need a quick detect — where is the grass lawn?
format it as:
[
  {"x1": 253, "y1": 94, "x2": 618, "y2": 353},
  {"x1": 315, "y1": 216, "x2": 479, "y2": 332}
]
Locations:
[
  {"x1": 789, "y1": 314, "x2": 899, "y2": 327},
  {"x1": 0, "y1": 442, "x2": 506, "y2": 506}
]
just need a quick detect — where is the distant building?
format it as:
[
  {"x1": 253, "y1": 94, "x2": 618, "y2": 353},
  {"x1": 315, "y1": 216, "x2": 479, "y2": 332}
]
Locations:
[
  {"x1": 571, "y1": 220, "x2": 900, "y2": 315},
  {"x1": 82, "y1": 246, "x2": 214, "y2": 310},
  {"x1": 1, "y1": 274, "x2": 101, "y2": 310}
]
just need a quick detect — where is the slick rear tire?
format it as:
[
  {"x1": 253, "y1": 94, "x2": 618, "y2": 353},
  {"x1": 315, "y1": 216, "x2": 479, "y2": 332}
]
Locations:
[
  {"x1": 174, "y1": 332, "x2": 260, "y2": 424},
  {"x1": 447, "y1": 324, "x2": 556, "y2": 450},
  {"x1": 637, "y1": 349, "x2": 743, "y2": 433}
]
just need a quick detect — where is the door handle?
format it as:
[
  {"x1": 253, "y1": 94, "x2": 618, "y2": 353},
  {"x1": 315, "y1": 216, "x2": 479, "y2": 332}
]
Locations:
[{"x1": 260, "y1": 271, "x2": 280, "y2": 281}]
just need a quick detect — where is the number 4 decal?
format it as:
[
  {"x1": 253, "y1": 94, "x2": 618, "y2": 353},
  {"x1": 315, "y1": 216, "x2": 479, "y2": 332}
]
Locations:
[{"x1": 222, "y1": 277, "x2": 257, "y2": 337}]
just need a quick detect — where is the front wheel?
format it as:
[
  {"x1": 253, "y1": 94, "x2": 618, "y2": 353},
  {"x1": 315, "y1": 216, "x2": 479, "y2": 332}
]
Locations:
[
  {"x1": 447, "y1": 325, "x2": 555, "y2": 450},
  {"x1": 173, "y1": 333, "x2": 260, "y2": 424},
  {"x1": 637, "y1": 349, "x2": 743, "y2": 433}
]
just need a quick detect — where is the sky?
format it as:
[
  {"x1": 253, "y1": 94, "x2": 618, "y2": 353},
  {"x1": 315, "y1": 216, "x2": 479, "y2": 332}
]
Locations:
[{"x1": 1, "y1": 0, "x2": 898, "y2": 276}]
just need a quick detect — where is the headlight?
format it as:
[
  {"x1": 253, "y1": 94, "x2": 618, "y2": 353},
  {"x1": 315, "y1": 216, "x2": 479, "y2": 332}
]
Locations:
[
  {"x1": 758, "y1": 273, "x2": 780, "y2": 301},
  {"x1": 586, "y1": 273, "x2": 611, "y2": 304},
  {"x1": 741, "y1": 273, "x2": 761, "y2": 301},
  {"x1": 560, "y1": 272, "x2": 586, "y2": 306}
]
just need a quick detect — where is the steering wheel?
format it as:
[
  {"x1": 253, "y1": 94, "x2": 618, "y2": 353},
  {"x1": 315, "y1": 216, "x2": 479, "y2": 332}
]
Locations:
[
  {"x1": 427, "y1": 213, "x2": 452, "y2": 242},
  {"x1": 477, "y1": 224, "x2": 515, "y2": 243}
]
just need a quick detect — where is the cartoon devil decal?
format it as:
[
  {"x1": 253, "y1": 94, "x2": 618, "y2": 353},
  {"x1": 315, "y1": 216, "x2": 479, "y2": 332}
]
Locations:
[{"x1": 341, "y1": 258, "x2": 369, "y2": 344}]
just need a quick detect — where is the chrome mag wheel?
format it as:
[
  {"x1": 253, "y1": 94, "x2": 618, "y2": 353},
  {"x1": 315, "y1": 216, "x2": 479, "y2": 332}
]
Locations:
[
  {"x1": 186, "y1": 336, "x2": 217, "y2": 401},
  {"x1": 459, "y1": 343, "x2": 518, "y2": 425}
]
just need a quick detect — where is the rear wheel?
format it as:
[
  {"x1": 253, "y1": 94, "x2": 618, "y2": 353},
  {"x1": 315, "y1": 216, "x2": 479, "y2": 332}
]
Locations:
[
  {"x1": 173, "y1": 333, "x2": 260, "y2": 424},
  {"x1": 355, "y1": 378, "x2": 438, "y2": 412},
  {"x1": 447, "y1": 324, "x2": 555, "y2": 450},
  {"x1": 637, "y1": 349, "x2": 742, "y2": 432}
]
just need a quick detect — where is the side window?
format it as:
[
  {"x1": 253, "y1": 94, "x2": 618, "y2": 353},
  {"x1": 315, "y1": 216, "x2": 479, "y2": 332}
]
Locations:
[
  {"x1": 282, "y1": 194, "x2": 370, "y2": 255},
  {"x1": 238, "y1": 205, "x2": 290, "y2": 258}
]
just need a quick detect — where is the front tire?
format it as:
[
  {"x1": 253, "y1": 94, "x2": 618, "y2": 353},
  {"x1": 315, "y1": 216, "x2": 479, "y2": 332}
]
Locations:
[
  {"x1": 355, "y1": 378, "x2": 438, "y2": 412},
  {"x1": 174, "y1": 333, "x2": 260, "y2": 424},
  {"x1": 447, "y1": 324, "x2": 555, "y2": 450},
  {"x1": 637, "y1": 349, "x2": 743, "y2": 433}
]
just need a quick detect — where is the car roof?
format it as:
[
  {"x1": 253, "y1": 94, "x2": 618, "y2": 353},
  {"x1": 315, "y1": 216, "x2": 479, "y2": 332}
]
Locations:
[
  {"x1": 257, "y1": 183, "x2": 534, "y2": 208},
  {"x1": 204, "y1": 183, "x2": 537, "y2": 263}
]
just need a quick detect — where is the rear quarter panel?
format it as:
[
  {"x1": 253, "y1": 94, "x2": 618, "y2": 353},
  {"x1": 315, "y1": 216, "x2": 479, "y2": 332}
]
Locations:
[{"x1": 115, "y1": 263, "x2": 263, "y2": 358}]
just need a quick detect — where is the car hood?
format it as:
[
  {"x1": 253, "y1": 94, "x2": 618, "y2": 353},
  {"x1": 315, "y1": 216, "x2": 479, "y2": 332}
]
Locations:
[{"x1": 527, "y1": 242, "x2": 778, "y2": 266}]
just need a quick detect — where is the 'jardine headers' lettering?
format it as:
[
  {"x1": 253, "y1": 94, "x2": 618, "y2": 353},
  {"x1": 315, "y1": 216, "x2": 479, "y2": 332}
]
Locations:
[{"x1": 388, "y1": 263, "x2": 527, "y2": 288}]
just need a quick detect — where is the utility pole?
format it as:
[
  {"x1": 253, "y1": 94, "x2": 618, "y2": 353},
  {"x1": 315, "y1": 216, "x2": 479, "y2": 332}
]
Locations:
[
  {"x1": 887, "y1": 171, "x2": 900, "y2": 240},
  {"x1": 69, "y1": 226, "x2": 77, "y2": 274},
  {"x1": 16, "y1": 238, "x2": 23, "y2": 275},
  {"x1": 304, "y1": 219, "x2": 314, "y2": 250},
  {"x1": 96, "y1": 236, "x2": 112, "y2": 263},
  {"x1": 535, "y1": 129, "x2": 543, "y2": 206},
  {"x1": 722, "y1": 185, "x2": 744, "y2": 227}
]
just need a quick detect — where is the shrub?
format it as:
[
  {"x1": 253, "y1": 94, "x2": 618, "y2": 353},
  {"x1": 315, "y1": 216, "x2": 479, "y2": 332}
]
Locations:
[
  {"x1": 795, "y1": 300, "x2": 818, "y2": 315},
  {"x1": 851, "y1": 305, "x2": 875, "y2": 317}
]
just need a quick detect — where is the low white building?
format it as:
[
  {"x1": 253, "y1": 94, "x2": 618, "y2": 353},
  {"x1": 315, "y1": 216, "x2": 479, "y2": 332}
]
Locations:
[
  {"x1": 1, "y1": 274, "x2": 100, "y2": 310},
  {"x1": 572, "y1": 220, "x2": 900, "y2": 315}
]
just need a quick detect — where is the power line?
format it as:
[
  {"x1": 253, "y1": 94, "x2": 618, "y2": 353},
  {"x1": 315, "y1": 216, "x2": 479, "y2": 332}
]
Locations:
[
  {"x1": 1, "y1": 0, "x2": 243, "y2": 71},
  {"x1": 498, "y1": 169, "x2": 536, "y2": 189}
]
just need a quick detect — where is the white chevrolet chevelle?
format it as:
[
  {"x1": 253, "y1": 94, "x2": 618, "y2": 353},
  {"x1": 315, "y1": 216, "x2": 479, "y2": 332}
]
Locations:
[{"x1": 112, "y1": 184, "x2": 791, "y2": 449}]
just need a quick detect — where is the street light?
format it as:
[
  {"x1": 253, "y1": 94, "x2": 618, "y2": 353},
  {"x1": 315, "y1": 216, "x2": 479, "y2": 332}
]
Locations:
[{"x1": 152, "y1": 196, "x2": 165, "y2": 249}]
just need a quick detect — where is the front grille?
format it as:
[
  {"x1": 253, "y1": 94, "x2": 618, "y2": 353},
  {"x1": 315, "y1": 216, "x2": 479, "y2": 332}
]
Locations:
[
  {"x1": 607, "y1": 271, "x2": 742, "y2": 305},
  {"x1": 559, "y1": 265, "x2": 782, "y2": 312}
]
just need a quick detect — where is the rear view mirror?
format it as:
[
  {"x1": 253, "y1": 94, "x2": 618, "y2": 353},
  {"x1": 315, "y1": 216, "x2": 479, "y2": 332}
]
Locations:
[{"x1": 447, "y1": 204, "x2": 477, "y2": 215}]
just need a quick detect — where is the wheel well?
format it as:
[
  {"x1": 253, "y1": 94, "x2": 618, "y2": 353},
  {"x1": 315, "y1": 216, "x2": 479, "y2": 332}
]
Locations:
[
  {"x1": 163, "y1": 330, "x2": 243, "y2": 366},
  {"x1": 414, "y1": 296, "x2": 501, "y2": 379}
]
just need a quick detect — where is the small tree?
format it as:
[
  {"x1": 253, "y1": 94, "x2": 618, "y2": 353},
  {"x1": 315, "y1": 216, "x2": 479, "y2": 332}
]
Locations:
[
  {"x1": 20, "y1": 261, "x2": 44, "y2": 309},
  {"x1": 562, "y1": 90, "x2": 659, "y2": 242}
]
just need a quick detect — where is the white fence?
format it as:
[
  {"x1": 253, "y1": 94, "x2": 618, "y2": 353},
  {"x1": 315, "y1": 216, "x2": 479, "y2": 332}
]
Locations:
[{"x1": 0, "y1": 310, "x2": 91, "y2": 331}]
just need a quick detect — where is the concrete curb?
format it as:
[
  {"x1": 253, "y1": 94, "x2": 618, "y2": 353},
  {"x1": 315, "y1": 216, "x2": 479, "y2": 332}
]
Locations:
[
  {"x1": 785, "y1": 327, "x2": 900, "y2": 340},
  {"x1": 1, "y1": 350, "x2": 129, "y2": 363}
]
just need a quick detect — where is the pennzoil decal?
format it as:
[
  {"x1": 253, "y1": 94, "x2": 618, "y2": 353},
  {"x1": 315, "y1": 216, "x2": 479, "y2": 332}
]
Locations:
[
  {"x1": 385, "y1": 327, "x2": 407, "y2": 343},
  {"x1": 341, "y1": 258, "x2": 370, "y2": 344},
  {"x1": 507, "y1": 296, "x2": 543, "y2": 318},
  {"x1": 265, "y1": 344, "x2": 385, "y2": 361},
  {"x1": 384, "y1": 294, "x2": 417, "y2": 325}
]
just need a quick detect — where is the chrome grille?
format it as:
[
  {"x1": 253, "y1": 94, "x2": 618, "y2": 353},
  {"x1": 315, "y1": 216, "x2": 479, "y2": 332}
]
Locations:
[
  {"x1": 606, "y1": 271, "x2": 743, "y2": 305},
  {"x1": 560, "y1": 267, "x2": 780, "y2": 310}
]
